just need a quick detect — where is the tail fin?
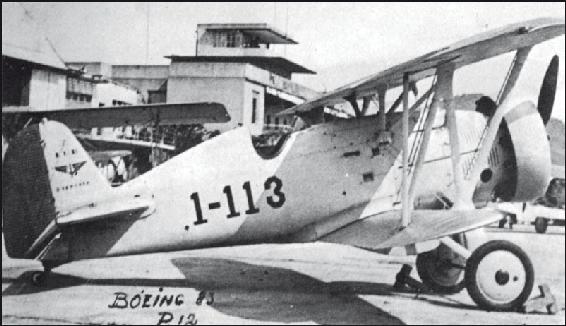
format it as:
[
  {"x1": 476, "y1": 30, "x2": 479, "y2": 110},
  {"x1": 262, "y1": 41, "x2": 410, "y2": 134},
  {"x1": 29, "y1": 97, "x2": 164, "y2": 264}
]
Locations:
[{"x1": 2, "y1": 120, "x2": 111, "y2": 258}]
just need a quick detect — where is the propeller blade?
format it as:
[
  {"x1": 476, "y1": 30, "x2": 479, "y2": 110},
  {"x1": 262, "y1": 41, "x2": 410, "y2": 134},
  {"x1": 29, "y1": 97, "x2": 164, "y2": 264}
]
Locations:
[{"x1": 537, "y1": 55, "x2": 559, "y2": 125}]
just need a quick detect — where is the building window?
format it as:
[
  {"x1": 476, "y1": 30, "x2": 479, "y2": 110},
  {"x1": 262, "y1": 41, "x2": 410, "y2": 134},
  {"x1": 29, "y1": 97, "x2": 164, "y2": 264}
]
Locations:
[
  {"x1": 112, "y1": 99, "x2": 127, "y2": 106},
  {"x1": 65, "y1": 76, "x2": 94, "y2": 106},
  {"x1": 213, "y1": 32, "x2": 221, "y2": 47},
  {"x1": 275, "y1": 117, "x2": 279, "y2": 125},
  {"x1": 226, "y1": 32, "x2": 236, "y2": 48},
  {"x1": 266, "y1": 114, "x2": 271, "y2": 126},
  {"x1": 251, "y1": 98, "x2": 257, "y2": 124},
  {"x1": 213, "y1": 32, "x2": 228, "y2": 47},
  {"x1": 212, "y1": 31, "x2": 238, "y2": 48}
]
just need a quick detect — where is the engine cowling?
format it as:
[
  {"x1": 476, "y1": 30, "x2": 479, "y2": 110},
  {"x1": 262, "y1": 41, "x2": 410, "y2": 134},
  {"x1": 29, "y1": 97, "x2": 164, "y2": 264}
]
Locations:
[{"x1": 473, "y1": 101, "x2": 551, "y2": 204}]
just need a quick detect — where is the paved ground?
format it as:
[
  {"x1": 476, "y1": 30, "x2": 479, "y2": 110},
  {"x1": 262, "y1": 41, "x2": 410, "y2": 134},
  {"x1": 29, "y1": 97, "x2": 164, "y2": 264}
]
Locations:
[{"x1": 2, "y1": 224, "x2": 565, "y2": 325}]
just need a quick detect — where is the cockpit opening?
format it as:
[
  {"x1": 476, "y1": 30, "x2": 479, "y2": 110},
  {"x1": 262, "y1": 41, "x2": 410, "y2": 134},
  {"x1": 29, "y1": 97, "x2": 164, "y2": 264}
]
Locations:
[{"x1": 252, "y1": 129, "x2": 292, "y2": 159}]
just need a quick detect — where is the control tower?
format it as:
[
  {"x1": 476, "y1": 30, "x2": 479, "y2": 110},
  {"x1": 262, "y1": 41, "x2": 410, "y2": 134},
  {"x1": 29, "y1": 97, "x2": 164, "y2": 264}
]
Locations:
[{"x1": 167, "y1": 23, "x2": 318, "y2": 135}]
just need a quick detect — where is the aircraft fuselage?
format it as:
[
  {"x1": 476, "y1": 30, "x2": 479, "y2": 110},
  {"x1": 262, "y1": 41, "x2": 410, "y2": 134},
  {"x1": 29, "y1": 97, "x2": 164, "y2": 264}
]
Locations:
[{"x1": 64, "y1": 110, "x2": 498, "y2": 261}]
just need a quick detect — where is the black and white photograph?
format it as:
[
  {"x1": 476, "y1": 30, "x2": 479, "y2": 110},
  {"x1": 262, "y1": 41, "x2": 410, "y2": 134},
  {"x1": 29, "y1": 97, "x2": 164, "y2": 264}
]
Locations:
[{"x1": 2, "y1": 2, "x2": 565, "y2": 325}]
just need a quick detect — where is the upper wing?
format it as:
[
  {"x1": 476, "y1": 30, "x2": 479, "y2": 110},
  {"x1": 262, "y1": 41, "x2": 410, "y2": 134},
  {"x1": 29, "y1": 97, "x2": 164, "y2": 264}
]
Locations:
[
  {"x1": 2, "y1": 102, "x2": 230, "y2": 129},
  {"x1": 320, "y1": 208, "x2": 503, "y2": 251},
  {"x1": 280, "y1": 17, "x2": 565, "y2": 116}
]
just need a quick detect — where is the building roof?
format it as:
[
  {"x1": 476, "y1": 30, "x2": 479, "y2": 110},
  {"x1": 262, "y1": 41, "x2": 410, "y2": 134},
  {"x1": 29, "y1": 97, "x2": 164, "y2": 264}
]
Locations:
[
  {"x1": 198, "y1": 23, "x2": 297, "y2": 44},
  {"x1": 2, "y1": 3, "x2": 66, "y2": 70},
  {"x1": 166, "y1": 55, "x2": 316, "y2": 75}
]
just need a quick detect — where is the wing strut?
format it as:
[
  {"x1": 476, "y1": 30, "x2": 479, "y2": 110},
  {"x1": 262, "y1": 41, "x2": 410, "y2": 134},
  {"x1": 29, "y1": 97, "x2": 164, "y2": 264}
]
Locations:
[
  {"x1": 497, "y1": 47, "x2": 532, "y2": 105},
  {"x1": 361, "y1": 96, "x2": 372, "y2": 116},
  {"x1": 401, "y1": 73, "x2": 411, "y2": 226},
  {"x1": 407, "y1": 81, "x2": 438, "y2": 206},
  {"x1": 439, "y1": 62, "x2": 470, "y2": 209},
  {"x1": 388, "y1": 92, "x2": 404, "y2": 115},
  {"x1": 377, "y1": 86, "x2": 387, "y2": 131},
  {"x1": 462, "y1": 48, "x2": 531, "y2": 199},
  {"x1": 345, "y1": 95, "x2": 362, "y2": 117}
]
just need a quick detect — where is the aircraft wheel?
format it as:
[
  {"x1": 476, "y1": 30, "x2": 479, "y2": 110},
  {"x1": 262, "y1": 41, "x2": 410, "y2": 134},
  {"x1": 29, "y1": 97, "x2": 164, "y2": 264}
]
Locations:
[
  {"x1": 534, "y1": 217, "x2": 548, "y2": 234},
  {"x1": 31, "y1": 271, "x2": 46, "y2": 286},
  {"x1": 465, "y1": 240, "x2": 534, "y2": 311},
  {"x1": 498, "y1": 218, "x2": 506, "y2": 228},
  {"x1": 416, "y1": 239, "x2": 466, "y2": 294}
]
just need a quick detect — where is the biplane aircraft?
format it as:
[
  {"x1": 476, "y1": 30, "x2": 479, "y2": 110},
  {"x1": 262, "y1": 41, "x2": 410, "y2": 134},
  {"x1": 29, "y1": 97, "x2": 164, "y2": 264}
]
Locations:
[{"x1": 2, "y1": 17, "x2": 564, "y2": 312}]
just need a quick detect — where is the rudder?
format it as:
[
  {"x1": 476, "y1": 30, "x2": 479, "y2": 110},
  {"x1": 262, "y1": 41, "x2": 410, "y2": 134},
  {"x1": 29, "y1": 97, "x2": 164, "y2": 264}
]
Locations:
[{"x1": 2, "y1": 120, "x2": 111, "y2": 258}]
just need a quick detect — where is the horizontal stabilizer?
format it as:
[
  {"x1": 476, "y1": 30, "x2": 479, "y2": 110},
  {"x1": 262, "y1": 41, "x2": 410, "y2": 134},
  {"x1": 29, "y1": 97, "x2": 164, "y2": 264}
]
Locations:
[
  {"x1": 321, "y1": 208, "x2": 503, "y2": 251},
  {"x1": 57, "y1": 198, "x2": 153, "y2": 226},
  {"x1": 22, "y1": 198, "x2": 153, "y2": 259}
]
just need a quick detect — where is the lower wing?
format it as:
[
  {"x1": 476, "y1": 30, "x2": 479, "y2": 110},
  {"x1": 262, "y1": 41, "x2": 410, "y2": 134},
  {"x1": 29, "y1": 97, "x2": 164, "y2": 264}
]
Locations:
[{"x1": 320, "y1": 208, "x2": 503, "y2": 251}]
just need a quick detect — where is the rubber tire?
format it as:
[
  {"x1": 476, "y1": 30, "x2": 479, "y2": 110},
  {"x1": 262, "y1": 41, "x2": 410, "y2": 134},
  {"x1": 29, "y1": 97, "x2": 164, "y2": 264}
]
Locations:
[
  {"x1": 416, "y1": 243, "x2": 466, "y2": 294},
  {"x1": 498, "y1": 219, "x2": 506, "y2": 228},
  {"x1": 534, "y1": 217, "x2": 548, "y2": 234},
  {"x1": 31, "y1": 271, "x2": 46, "y2": 286},
  {"x1": 465, "y1": 240, "x2": 534, "y2": 312}
]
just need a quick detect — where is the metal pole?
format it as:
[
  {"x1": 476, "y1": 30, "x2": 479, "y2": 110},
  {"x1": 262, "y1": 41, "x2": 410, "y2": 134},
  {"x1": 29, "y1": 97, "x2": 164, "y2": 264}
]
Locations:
[{"x1": 401, "y1": 73, "x2": 410, "y2": 227}]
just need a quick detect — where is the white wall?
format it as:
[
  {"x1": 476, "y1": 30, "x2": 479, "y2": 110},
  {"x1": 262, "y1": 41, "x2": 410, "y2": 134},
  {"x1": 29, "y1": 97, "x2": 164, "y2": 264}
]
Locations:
[
  {"x1": 28, "y1": 69, "x2": 66, "y2": 109},
  {"x1": 93, "y1": 82, "x2": 139, "y2": 107},
  {"x1": 88, "y1": 82, "x2": 140, "y2": 138},
  {"x1": 167, "y1": 76, "x2": 245, "y2": 133},
  {"x1": 169, "y1": 62, "x2": 247, "y2": 78}
]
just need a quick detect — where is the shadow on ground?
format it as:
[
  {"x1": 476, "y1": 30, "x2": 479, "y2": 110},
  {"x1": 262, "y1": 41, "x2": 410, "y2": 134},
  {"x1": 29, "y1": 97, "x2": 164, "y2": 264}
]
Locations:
[{"x1": 3, "y1": 256, "x2": 408, "y2": 325}]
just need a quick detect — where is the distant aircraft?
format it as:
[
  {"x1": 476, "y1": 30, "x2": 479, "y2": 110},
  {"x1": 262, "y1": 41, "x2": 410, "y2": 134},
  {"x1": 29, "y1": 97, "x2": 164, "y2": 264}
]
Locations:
[
  {"x1": 2, "y1": 18, "x2": 564, "y2": 312},
  {"x1": 495, "y1": 178, "x2": 565, "y2": 233}
]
